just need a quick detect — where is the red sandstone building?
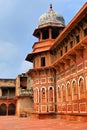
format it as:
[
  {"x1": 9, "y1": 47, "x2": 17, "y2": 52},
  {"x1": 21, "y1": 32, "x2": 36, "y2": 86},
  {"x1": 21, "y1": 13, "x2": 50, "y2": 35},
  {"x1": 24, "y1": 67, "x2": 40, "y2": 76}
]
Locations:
[
  {"x1": 0, "y1": 79, "x2": 16, "y2": 115},
  {"x1": 0, "y1": 2, "x2": 87, "y2": 121},
  {"x1": 26, "y1": 3, "x2": 87, "y2": 120},
  {"x1": 0, "y1": 76, "x2": 33, "y2": 116}
]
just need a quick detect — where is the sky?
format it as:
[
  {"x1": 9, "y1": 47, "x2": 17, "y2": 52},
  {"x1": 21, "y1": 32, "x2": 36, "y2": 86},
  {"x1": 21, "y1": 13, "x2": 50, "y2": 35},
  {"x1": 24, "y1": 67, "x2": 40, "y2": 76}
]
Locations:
[{"x1": 0, "y1": 0, "x2": 87, "y2": 79}]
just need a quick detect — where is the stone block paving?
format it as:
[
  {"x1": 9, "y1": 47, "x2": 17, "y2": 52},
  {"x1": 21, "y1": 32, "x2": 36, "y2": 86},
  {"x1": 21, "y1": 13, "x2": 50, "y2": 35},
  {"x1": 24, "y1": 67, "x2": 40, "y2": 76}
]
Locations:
[{"x1": 0, "y1": 116, "x2": 87, "y2": 130}]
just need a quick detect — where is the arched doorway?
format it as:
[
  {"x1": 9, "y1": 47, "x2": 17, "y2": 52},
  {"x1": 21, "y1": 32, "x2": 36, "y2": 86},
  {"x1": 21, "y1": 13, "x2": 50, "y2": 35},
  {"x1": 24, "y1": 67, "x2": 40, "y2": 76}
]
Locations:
[
  {"x1": 8, "y1": 103, "x2": 16, "y2": 115},
  {"x1": 0, "y1": 103, "x2": 7, "y2": 115}
]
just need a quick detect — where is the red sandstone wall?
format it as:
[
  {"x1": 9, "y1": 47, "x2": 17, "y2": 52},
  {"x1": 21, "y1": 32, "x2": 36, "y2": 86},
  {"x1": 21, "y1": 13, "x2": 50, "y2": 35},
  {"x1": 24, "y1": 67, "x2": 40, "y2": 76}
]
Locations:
[{"x1": 16, "y1": 97, "x2": 33, "y2": 117}]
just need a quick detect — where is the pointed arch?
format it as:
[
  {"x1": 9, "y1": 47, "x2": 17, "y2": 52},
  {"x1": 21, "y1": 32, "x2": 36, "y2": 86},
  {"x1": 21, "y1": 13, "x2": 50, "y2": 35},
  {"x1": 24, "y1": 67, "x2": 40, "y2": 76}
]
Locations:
[
  {"x1": 48, "y1": 86, "x2": 54, "y2": 102},
  {"x1": 66, "y1": 81, "x2": 71, "y2": 96},
  {"x1": 8, "y1": 103, "x2": 16, "y2": 115},
  {"x1": 78, "y1": 76, "x2": 84, "y2": 85},
  {"x1": 41, "y1": 86, "x2": 46, "y2": 102},
  {"x1": 57, "y1": 85, "x2": 61, "y2": 99},
  {"x1": 72, "y1": 79, "x2": 78, "y2": 95},
  {"x1": 34, "y1": 87, "x2": 39, "y2": 103},
  {"x1": 61, "y1": 84, "x2": 66, "y2": 101},
  {"x1": 0, "y1": 103, "x2": 7, "y2": 115},
  {"x1": 78, "y1": 76, "x2": 85, "y2": 94}
]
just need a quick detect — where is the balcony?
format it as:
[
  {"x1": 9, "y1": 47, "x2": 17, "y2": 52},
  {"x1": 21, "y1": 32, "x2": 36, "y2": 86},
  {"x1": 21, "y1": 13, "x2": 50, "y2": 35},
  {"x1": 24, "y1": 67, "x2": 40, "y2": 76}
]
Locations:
[
  {"x1": 0, "y1": 95, "x2": 15, "y2": 100},
  {"x1": 52, "y1": 36, "x2": 87, "y2": 67},
  {"x1": 18, "y1": 88, "x2": 33, "y2": 98}
]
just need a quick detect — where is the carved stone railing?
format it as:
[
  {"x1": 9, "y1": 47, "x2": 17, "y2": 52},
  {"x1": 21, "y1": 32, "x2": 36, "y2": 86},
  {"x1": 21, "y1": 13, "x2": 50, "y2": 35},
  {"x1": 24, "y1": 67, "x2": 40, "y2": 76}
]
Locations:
[
  {"x1": 19, "y1": 87, "x2": 33, "y2": 98},
  {"x1": 0, "y1": 95, "x2": 15, "y2": 99}
]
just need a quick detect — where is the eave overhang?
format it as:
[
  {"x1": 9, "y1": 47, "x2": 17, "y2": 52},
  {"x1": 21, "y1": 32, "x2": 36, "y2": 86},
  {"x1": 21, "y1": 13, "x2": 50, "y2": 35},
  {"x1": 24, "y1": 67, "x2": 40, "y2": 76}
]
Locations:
[
  {"x1": 33, "y1": 24, "x2": 64, "y2": 38},
  {"x1": 50, "y1": 2, "x2": 87, "y2": 51},
  {"x1": 26, "y1": 66, "x2": 56, "y2": 75},
  {"x1": 52, "y1": 36, "x2": 87, "y2": 67},
  {"x1": 25, "y1": 49, "x2": 49, "y2": 62}
]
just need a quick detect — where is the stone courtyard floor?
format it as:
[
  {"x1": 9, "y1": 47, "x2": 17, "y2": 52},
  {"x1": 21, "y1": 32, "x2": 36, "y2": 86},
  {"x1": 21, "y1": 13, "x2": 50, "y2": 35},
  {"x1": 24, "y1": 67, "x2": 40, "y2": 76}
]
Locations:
[{"x1": 0, "y1": 116, "x2": 87, "y2": 130}]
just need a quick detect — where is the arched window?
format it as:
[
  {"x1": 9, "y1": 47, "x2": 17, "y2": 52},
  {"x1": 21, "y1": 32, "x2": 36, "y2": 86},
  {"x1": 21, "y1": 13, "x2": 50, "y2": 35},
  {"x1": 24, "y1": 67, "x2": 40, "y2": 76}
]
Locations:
[
  {"x1": 48, "y1": 86, "x2": 54, "y2": 102},
  {"x1": 79, "y1": 77, "x2": 84, "y2": 94},
  {"x1": 67, "y1": 82, "x2": 71, "y2": 96},
  {"x1": 34, "y1": 88, "x2": 39, "y2": 103},
  {"x1": 72, "y1": 80, "x2": 77, "y2": 95},
  {"x1": 58, "y1": 86, "x2": 61, "y2": 98},
  {"x1": 62, "y1": 84, "x2": 66, "y2": 101},
  {"x1": 8, "y1": 103, "x2": 16, "y2": 115},
  {"x1": 0, "y1": 103, "x2": 7, "y2": 115},
  {"x1": 42, "y1": 88, "x2": 45, "y2": 99},
  {"x1": 41, "y1": 87, "x2": 46, "y2": 103}
]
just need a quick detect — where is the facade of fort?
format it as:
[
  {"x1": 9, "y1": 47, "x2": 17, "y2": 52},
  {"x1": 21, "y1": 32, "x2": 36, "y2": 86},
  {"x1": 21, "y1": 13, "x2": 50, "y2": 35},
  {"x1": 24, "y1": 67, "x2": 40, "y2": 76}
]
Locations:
[{"x1": 0, "y1": 3, "x2": 87, "y2": 121}]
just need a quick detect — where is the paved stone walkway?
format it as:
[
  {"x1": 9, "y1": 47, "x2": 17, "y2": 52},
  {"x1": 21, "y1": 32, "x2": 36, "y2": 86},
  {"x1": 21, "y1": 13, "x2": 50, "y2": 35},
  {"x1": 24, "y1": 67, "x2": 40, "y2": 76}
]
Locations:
[{"x1": 0, "y1": 116, "x2": 87, "y2": 130}]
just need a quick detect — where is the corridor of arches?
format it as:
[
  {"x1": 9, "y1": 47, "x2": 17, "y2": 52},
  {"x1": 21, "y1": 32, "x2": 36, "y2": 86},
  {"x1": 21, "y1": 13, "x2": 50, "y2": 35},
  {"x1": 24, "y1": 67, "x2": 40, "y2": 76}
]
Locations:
[{"x1": 0, "y1": 103, "x2": 16, "y2": 116}]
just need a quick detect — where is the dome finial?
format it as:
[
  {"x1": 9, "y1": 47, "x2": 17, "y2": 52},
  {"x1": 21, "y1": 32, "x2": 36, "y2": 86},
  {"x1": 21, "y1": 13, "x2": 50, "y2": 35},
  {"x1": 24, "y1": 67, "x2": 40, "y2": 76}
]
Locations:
[
  {"x1": 38, "y1": 3, "x2": 65, "y2": 27},
  {"x1": 50, "y1": 4, "x2": 53, "y2": 11}
]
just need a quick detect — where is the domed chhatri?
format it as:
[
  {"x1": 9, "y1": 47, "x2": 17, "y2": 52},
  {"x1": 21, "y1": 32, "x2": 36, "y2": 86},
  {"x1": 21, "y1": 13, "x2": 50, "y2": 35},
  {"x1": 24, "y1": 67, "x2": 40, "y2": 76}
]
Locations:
[{"x1": 38, "y1": 4, "x2": 65, "y2": 28}]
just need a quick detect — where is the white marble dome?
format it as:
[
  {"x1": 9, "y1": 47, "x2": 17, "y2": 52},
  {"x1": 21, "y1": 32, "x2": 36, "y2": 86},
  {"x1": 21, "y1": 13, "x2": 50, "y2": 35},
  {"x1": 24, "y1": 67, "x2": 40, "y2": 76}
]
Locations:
[{"x1": 38, "y1": 4, "x2": 65, "y2": 28}]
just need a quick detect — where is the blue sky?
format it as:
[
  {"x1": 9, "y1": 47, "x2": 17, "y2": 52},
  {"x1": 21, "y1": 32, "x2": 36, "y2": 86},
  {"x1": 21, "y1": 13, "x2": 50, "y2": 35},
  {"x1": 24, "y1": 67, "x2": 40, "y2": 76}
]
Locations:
[{"x1": 0, "y1": 0, "x2": 86, "y2": 78}]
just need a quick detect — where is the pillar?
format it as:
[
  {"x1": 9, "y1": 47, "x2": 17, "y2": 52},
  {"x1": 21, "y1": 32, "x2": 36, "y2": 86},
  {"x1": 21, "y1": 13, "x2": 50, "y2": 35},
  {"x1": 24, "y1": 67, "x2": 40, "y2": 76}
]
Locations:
[
  {"x1": 40, "y1": 31, "x2": 42, "y2": 41},
  {"x1": 49, "y1": 28, "x2": 52, "y2": 39},
  {"x1": 0, "y1": 87, "x2": 2, "y2": 96}
]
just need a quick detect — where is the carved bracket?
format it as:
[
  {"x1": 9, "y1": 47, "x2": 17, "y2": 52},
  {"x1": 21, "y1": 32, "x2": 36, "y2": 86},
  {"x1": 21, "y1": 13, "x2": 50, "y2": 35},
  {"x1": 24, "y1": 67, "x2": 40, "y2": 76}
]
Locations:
[
  {"x1": 62, "y1": 58, "x2": 70, "y2": 66},
  {"x1": 74, "y1": 49, "x2": 83, "y2": 58},
  {"x1": 68, "y1": 54, "x2": 76, "y2": 62},
  {"x1": 81, "y1": 43, "x2": 87, "y2": 49}
]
